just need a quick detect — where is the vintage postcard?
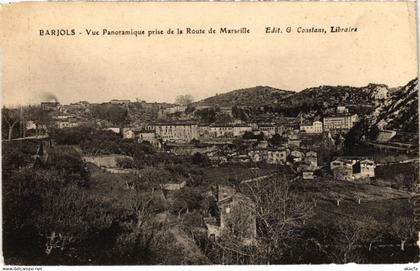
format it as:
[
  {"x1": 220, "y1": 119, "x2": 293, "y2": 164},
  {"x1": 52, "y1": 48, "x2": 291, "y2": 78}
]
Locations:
[{"x1": 0, "y1": 1, "x2": 418, "y2": 267}]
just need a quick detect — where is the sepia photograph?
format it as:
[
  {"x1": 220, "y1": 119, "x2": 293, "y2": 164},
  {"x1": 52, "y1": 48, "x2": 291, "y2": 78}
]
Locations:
[{"x1": 0, "y1": 1, "x2": 419, "y2": 267}]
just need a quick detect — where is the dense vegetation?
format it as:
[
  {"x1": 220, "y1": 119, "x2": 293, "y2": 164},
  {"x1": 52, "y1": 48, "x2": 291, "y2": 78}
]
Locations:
[
  {"x1": 2, "y1": 78, "x2": 418, "y2": 265},
  {"x1": 2, "y1": 126, "x2": 418, "y2": 264},
  {"x1": 2, "y1": 139, "x2": 209, "y2": 264},
  {"x1": 194, "y1": 86, "x2": 293, "y2": 107}
]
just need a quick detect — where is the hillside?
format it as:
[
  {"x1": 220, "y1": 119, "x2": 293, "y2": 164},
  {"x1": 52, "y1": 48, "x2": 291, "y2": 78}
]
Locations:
[
  {"x1": 194, "y1": 86, "x2": 293, "y2": 107},
  {"x1": 195, "y1": 84, "x2": 389, "y2": 111},
  {"x1": 277, "y1": 84, "x2": 388, "y2": 116},
  {"x1": 194, "y1": 79, "x2": 418, "y2": 127},
  {"x1": 369, "y1": 78, "x2": 418, "y2": 133}
]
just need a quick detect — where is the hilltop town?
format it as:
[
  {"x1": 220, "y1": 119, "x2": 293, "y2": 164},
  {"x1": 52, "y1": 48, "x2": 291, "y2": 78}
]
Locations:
[{"x1": 2, "y1": 78, "x2": 419, "y2": 265}]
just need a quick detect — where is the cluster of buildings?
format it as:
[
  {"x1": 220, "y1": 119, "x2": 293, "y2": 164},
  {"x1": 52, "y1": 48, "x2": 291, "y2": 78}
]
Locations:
[
  {"x1": 299, "y1": 106, "x2": 359, "y2": 135},
  {"x1": 122, "y1": 122, "x2": 286, "y2": 144},
  {"x1": 42, "y1": 100, "x2": 377, "y2": 183},
  {"x1": 330, "y1": 157, "x2": 376, "y2": 181},
  {"x1": 53, "y1": 114, "x2": 82, "y2": 129}
]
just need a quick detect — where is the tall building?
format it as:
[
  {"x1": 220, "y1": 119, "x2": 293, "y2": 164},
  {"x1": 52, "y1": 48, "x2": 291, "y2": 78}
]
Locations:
[
  {"x1": 323, "y1": 114, "x2": 358, "y2": 132},
  {"x1": 323, "y1": 106, "x2": 358, "y2": 132},
  {"x1": 300, "y1": 120, "x2": 323, "y2": 134},
  {"x1": 154, "y1": 122, "x2": 198, "y2": 142}
]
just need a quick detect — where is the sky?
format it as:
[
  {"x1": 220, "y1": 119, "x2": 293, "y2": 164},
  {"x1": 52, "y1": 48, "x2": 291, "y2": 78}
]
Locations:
[{"x1": 1, "y1": 2, "x2": 418, "y2": 106}]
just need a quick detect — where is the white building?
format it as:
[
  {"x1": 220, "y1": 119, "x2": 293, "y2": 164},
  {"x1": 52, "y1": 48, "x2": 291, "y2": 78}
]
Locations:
[
  {"x1": 123, "y1": 128, "x2": 136, "y2": 139},
  {"x1": 209, "y1": 125, "x2": 234, "y2": 137},
  {"x1": 290, "y1": 150, "x2": 305, "y2": 162},
  {"x1": 267, "y1": 150, "x2": 287, "y2": 164},
  {"x1": 336, "y1": 106, "x2": 349, "y2": 114},
  {"x1": 305, "y1": 151, "x2": 318, "y2": 168},
  {"x1": 207, "y1": 124, "x2": 252, "y2": 138},
  {"x1": 330, "y1": 157, "x2": 375, "y2": 181},
  {"x1": 330, "y1": 158, "x2": 357, "y2": 171},
  {"x1": 233, "y1": 125, "x2": 253, "y2": 137},
  {"x1": 154, "y1": 123, "x2": 198, "y2": 142},
  {"x1": 258, "y1": 124, "x2": 277, "y2": 136},
  {"x1": 323, "y1": 114, "x2": 358, "y2": 132},
  {"x1": 300, "y1": 121, "x2": 323, "y2": 134},
  {"x1": 56, "y1": 121, "x2": 79, "y2": 129},
  {"x1": 104, "y1": 127, "x2": 121, "y2": 134},
  {"x1": 164, "y1": 105, "x2": 187, "y2": 114},
  {"x1": 359, "y1": 159, "x2": 376, "y2": 178},
  {"x1": 302, "y1": 171, "x2": 314, "y2": 180},
  {"x1": 376, "y1": 130, "x2": 396, "y2": 142}
]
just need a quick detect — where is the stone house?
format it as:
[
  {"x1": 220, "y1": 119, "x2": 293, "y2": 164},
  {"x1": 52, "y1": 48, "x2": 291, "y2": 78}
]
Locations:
[
  {"x1": 290, "y1": 150, "x2": 305, "y2": 162},
  {"x1": 354, "y1": 159, "x2": 376, "y2": 179},
  {"x1": 248, "y1": 150, "x2": 264, "y2": 162},
  {"x1": 302, "y1": 171, "x2": 315, "y2": 180},
  {"x1": 330, "y1": 157, "x2": 375, "y2": 181},
  {"x1": 160, "y1": 179, "x2": 187, "y2": 191},
  {"x1": 248, "y1": 149, "x2": 287, "y2": 164},
  {"x1": 204, "y1": 185, "x2": 256, "y2": 244},
  {"x1": 305, "y1": 151, "x2": 318, "y2": 168},
  {"x1": 267, "y1": 149, "x2": 287, "y2": 164}
]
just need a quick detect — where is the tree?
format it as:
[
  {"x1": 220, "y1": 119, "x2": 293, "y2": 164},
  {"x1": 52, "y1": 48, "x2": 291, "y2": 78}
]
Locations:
[
  {"x1": 269, "y1": 134, "x2": 285, "y2": 146},
  {"x1": 205, "y1": 234, "x2": 260, "y2": 264},
  {"x1": 114, "y1": 190, "x2": 166, "y2": 264},
  {"x1": 34, "y1": 185, "x2": 117, "y2": 263},
  {"x1": 134, "y1": 167, "x2": 173, "y2": 192},
  {"x1": 332, "y1": 217, "x2": 380, "y2": 263},
  {"x1": 308, "y1": 216, "x2": 386, "y2": 264},
  {"x1": 46, "y1": 148, "x2": 88, "y2": 187},
  {"x1": 2, "y1": 142, "x2": 35, "y2": 171},
  {"x1": 175, "y1": 94, "x2": 194, "y2": 105},
  {"x1": 117, "y1": 157, "x2": 134, "y2": 169},
  {"x1": 91, "y1": 104, "x2": 128, "y2": 126},
  {"x1": 242, "y1": 131, "x2": 264, "y2": 141},
  {"x1": 122, "y1": 191, "x2": 154, "y2": 229},
  {"x1": 391, "y1": 217, "x2": 416, "y2": 251},
  {"x1": 185, "y1": 105, "x2": 196, "y2": 114},
  {"x1": 194, "y1": 108, "x2": 216, "y2": 123},
  {"x1": 214, "y1": 112, "x2": 234, "y2": 124},
  {"x1": 2, "y1": 107, "x2": 20, "y2": 141},
  {"x1": 343, "y1": 118, "x2": 376, "y2": 156},
  {"x1": 2, "y1": 168, "x2": 46, "y2": 261},
  {"x1": 191, "y1": 152, "x2": 210, "y2": 167},
  {"x1": 232, "y1": 106, "x2": 249, "y2": 122},
  {"x1": 171, "y1": 187, "x2": 202, "y2": 216},
  {"x1": 25, "y1": 106, "x2": 52, "y2": 137},
  {"x1": 240, "y1": 177, "x2": 314, "y2": 263}
]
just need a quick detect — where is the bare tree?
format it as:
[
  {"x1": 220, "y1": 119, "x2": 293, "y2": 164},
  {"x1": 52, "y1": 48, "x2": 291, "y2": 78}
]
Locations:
[
  {"x1": 312, "y1": 216, "x2": 384, "y2": 264},
  {"x1": 123, "y1": 191, "x2": 154, "y2": 229},
  {"x1": 358, "y1": 217, "x2": 384, "y2": 252},
  {"x1": 2, "y1": 107, "x2": 20, "y2": 141},
  {"x1": 240, "y1": 176, "x2": 314, "y2": 263},
  {"x1": 36, "y1": 185, "x2": 114, "y2": 256},
  {"x1": 208, "y1": 235, "x2": 259, "y2": 265},
  {"x1": 391, "y1": 216, "x2": 416, "y2": 251}
]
